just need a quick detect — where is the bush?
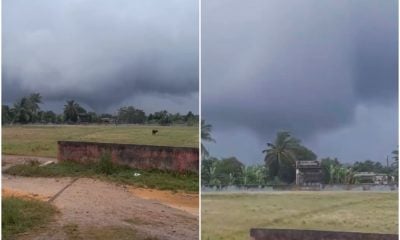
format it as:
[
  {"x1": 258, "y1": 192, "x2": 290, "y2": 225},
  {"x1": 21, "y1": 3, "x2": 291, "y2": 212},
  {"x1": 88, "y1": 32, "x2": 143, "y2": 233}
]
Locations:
[{"x1": 96, "y1": 152, "x2": 115, "y2": 175}]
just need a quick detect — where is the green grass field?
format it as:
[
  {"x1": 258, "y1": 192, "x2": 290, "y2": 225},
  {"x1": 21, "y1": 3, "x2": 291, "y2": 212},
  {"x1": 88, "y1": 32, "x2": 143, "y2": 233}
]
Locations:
[
  {"x1": 2, "y1": 196, "x2": 57, "y2": 240},
  {"x1": 2, "y1": 125, "x2": 198, "y2": 157},
  {"x1": 201, "y1": 192, "x2": 398, "y2": 240}
]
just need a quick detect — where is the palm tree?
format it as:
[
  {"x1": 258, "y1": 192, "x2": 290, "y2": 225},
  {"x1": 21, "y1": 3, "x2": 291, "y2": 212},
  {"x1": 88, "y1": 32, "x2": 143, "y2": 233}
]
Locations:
[
  {"x1": 201, "y1": 120, "x2": 215, "y2": 159},
  {"x1": 27, "y1": 93, "x2": 42, "y2": 122},
  {"x1": 11, "y1": 98, "x2": 31, "y2": 124},
  {"x1": 63, "y1": 100, "x2": 79, "y2": 123},
  {"x1": 262, "y1": 131, "x2": 301, "y2": 179}
]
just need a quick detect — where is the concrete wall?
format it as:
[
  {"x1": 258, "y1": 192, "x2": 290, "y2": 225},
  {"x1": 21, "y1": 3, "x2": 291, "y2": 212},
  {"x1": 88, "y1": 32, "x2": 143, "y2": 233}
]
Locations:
[
  {"x1": 250, "y1": 229, "x2": 398, "y2": 240},
  {"x1": 57, "y1": 141, "x2": 199, "y2": 173}
]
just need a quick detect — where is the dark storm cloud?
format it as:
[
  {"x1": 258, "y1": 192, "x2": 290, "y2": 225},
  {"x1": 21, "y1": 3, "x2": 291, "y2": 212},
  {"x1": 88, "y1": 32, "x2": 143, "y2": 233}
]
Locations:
[
  {"x1": 203, "y1": 0, "x2": 397, "y2": 140},
  {"x1": 3, "y1": 0, "x2": 198, "y2": 113}
]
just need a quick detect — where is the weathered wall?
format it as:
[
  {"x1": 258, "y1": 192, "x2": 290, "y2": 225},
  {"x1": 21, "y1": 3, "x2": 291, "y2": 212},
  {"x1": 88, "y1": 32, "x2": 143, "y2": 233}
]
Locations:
[
  {"x1": 57, "y1": 141, "x2": 199, "y2": 173},
  {"x1": 250, "y1": 228, "x2": 398, "y2": 240}
]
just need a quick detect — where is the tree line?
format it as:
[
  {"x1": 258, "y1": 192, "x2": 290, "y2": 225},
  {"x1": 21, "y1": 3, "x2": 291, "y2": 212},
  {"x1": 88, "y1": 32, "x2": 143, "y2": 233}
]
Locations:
[
  {"x1": 2, "y1": 93, "x2": 198, "y2": 126},
  {"x1": 201, "y1": 122, "x2": 398, "y2": 186}
]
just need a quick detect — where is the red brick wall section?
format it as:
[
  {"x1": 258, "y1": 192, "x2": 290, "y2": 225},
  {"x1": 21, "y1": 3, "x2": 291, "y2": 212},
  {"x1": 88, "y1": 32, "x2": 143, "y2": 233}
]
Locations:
[
  {"x1": 57, "y1": 141, "x2": 199, "y2": 173},
  {"x1": 250, "y1": 229, "x2": 398, "y2": 240}
]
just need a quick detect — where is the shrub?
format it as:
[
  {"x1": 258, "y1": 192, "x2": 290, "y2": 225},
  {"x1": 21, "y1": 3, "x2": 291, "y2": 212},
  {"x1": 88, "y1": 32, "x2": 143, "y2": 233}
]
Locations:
[{"x1": 96, "y1": 152, "x2": 115, "y2": 175}]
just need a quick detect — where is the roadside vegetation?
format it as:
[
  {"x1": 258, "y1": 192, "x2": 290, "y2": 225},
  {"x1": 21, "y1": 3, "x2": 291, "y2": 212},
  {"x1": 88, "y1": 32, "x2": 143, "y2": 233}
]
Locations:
[
  {"x1": 5, "y1": 158, "x2": 198, "y2": 192},
  {"x1": 2, "y1": 196, "x2": 57, "y2": 240}
]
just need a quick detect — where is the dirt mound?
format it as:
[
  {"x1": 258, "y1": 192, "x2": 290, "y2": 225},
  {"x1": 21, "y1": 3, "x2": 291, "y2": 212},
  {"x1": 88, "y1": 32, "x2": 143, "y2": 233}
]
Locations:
[{"x1": 2, "y1": 188, "x2": 50, "y2": 201}]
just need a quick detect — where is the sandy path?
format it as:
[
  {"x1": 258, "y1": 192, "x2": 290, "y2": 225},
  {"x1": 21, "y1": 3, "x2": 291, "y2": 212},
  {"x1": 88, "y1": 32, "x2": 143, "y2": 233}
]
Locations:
[
  {"x1": 129, "y1": 187, "x2": 199, "y2": 216},
  {"x1": 2, "y1": 155, "x2": 58, "y2": 169},
  {"x1": 2, "y1": 155, "x2": 199, "y2": 240},
  {"x1": 3, "y1": 176, "x2": 198, "y2": 240}
]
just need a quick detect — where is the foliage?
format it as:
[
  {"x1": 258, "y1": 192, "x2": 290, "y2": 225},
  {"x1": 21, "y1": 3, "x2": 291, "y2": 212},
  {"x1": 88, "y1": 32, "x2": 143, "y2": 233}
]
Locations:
[
  {"x1": 213, "y1": 157, "x2": 244, "y2": 185},
  {"x1": 352, "y1": 160, "x2": 389, "y2": 174},
  {"x1": 242, "y1": 165, "x2": 267, "y2": 185},
  {"x1": 7, "y1": 93, "x2": 43, "y2": 124},
  {"x1": 202, "y1": 156, "x2": 269, "y2": 186},
  {"x1": 95, "y1": 152, "x2": 115, "y2": 175},
  {"x1": 117, "y1": 106, "x2": 146, "y2": 124},
  {"x1": 2, "y1": 105, "x2": 13, "y2": 124},
  {"x1": 320, "y1": 157, "x2": 341, "y2": 184},
  {"x1": 63, "y1": 100, "x2": 86, "y2": 123},
  {"x1": 201, "y1": 120, "x2": 215, "y2": 159},
  {"x1": 3, "y1": 92, "x2": 198, "y2": 126},
  {"x1": 201, "y1": 157, "x2": 219, "y2": 185},
  {"x1": 262, "y1": 131, "x2": 316, "y2": 183},
  {"x1": 5, "y1": 161, "x2": 198, "y2": 192}
]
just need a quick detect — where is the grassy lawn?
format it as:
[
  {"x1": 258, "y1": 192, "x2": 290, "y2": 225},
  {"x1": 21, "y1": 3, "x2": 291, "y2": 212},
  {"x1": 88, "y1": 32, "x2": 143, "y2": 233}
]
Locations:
[
  {"x1": 2, "y1": 196, "x2": 57, "y2": 240},
  {"x1": 5, "y1": 161, "x2": 198, "y2": 192},
  {"x1": 3, "y1": 124, "x2": 198, "y2": 157},
  {"x1": 201, "y1": 192, "x2": 398, "y2": 240}
]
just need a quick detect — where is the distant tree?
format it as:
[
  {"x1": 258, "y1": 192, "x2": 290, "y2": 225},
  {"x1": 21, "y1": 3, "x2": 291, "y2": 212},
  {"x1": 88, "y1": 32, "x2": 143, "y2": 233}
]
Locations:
[
  {"x1": 159, "y1": 114, "x2": 172, "y2": 125},
  {"x1": 149, "y1": 110, "x2": 172, "y2": 125},
  {"x1": 262, "y1": 132, "x2": 299, "y2": 182},
  {"x1": 42, "y1": 111, "x2": 57, "y2": 123},
  {"x1": 320, "y1": 157, "x2": 341, "y2": 184},
  {"x1": 2, "y1": 105, "x2": 11, "y2": 124},
  {"x1": 214, "y1": 157, "x2": 244, "y2": 185},
  {"x1": 201, "y1": 120, "x2": 215, "y2": 159},
  {"x1": 185, "y1": 111, "x2": 195, "y2": 121},
  {"x1": 56, "y1": 114, "x2": 64, "y2": 123},
  {"x1": 117, "y1": 106, "x2": 146, "y2": 124},
  {"x1": 9, "y1": 93, "x2": 43, "y2": 124},
  {"x1": 242, "y1": 165, "x2": 267, "y2": 185},
  {"x1": 169, "y1": 113, "x2": 181, "y2": 123},
  {"x1": 352, "y1": 160, "x2": 386, "y2": 173},
  {"x1": 185, "y1": 111, "x2": 198, "y2": 126},
  {"x1": 201, "y1": 157, "x2": 219, "y2": 185},
  {"x1": 63, "y1": 100, "x2": 80, "y2": 123},
  {"x1": 11, "y1": 97, "x2": 31, "y2": 124},
  {"x1": 295, "y1": 146, "x2": 317, "y2": 161},
  {"x1": 99, "y1": 113, "x2": 113, "y2": 119},
  {"x1": 262, "y1": 131, "x2": 316, "y2": 183},
  {"x1": 87, "y1": 112, "x2": 98, "y2": 123},
  {"x1": 27, "y1": 93, "x2": 42, "y2": 122}
]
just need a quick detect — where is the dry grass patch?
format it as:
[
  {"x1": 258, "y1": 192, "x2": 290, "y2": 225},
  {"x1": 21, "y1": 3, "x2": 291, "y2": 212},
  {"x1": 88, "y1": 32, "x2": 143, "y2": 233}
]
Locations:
[
  {"x1": 3, "y1": 125, "x2": 198, "y2": 157},
  {"x1": 201, "y1": 191, "x2": 398, "y2": 240}
]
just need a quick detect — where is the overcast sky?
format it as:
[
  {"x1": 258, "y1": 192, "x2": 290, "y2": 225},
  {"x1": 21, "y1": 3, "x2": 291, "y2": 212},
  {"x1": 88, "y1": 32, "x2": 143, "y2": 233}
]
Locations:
[
  {"x1": 202, "y1": 0, "x2": 398, "y2": 164},
  {"x1": 3, "y1": 0, "x2": 198, "y2": 114}
]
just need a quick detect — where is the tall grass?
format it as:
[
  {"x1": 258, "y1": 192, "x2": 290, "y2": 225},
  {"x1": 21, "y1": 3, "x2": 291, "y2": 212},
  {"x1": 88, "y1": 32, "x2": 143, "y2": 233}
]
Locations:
[{"x1": 2, "y1": 197, "x2": 57, "y2": 240}]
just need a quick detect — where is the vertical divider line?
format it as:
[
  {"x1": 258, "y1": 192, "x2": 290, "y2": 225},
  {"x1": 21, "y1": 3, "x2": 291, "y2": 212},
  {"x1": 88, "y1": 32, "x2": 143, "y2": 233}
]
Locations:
[{"x1": 198, "y1": 0, "x2": 202, "y2": 239}]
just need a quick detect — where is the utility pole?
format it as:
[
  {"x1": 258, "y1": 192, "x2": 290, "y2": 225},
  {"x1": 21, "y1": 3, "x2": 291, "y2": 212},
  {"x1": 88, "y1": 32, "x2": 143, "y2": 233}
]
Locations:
[
  {"x1": 386, "y1": 155, "x2": 390, "y2": 184},
  {"x1": 387, "y1": 155, "x2": 390, "y2": 168}
]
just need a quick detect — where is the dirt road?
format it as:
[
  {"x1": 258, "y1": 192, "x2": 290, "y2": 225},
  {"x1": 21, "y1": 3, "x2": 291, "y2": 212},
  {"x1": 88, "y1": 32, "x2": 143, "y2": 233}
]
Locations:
[{"x1": 2, "y1": 156, "x2": 199, "y2": 240}]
